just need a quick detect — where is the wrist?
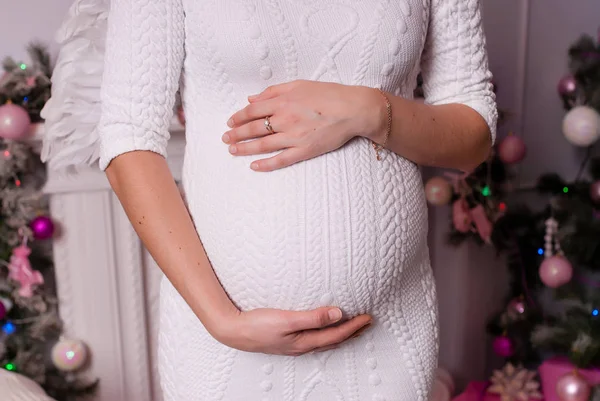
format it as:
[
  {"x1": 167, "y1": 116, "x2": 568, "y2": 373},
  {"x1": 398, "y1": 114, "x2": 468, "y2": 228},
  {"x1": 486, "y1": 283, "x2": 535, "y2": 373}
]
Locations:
[
  {"x1": 190, "y1": 291, "x2": 240, "y2": 340},
  {"x1": 207, "y1": 307, "x2": 241, "y2": 342},
  {"x1": 360, "y1": 86, "x2": 390, "y2": 145}
]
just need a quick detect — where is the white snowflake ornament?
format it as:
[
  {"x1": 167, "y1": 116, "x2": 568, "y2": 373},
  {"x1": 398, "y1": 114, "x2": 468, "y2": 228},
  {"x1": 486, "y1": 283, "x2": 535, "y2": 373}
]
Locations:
[{"x1": 487, "y1": 363, "x2": 543, "y2": 401}]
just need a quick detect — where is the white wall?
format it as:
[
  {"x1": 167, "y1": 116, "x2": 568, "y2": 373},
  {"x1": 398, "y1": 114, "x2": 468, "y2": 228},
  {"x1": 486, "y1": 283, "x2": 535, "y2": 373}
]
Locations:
[
  {"x1": 0, "y1": 0, "x2": 73, "y2": 63},
  {"x1": 521, "y1": 1, "x2": 600, "y2": 184}
]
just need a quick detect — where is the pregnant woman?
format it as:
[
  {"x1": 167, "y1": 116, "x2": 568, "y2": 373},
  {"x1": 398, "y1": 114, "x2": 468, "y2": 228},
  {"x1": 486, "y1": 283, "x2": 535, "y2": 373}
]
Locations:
[{"x1": 47, "y1": 0, "x2": 496, "y2": 399}]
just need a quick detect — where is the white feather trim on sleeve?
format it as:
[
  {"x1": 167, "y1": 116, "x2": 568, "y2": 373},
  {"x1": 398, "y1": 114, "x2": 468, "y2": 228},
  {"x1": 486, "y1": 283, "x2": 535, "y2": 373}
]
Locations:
[{"x1": 40, "y1": 0, "x2": 108, "y2": 172}]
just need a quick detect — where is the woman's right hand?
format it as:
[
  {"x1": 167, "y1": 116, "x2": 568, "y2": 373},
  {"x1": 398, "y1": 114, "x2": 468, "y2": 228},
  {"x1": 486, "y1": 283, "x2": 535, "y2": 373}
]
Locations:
[
  {"x1": 213, "y1": 307, "x2": 372, "y2": 356},
  {"x1": 105, "y1": 152, "x2": 370, "y2": 357}
]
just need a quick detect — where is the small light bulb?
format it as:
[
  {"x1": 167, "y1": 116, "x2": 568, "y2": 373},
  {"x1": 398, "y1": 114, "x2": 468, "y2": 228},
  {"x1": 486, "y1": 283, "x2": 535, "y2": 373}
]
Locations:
[{"x1": 2, "y1": 322, "x2": 16, "y2": 335}]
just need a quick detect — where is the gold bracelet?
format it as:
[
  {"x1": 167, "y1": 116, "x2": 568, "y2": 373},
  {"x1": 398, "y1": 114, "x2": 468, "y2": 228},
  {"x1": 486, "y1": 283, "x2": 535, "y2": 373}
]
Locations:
[{"x1": 371, "y1": 88, "x2": 392, "y2": 161}]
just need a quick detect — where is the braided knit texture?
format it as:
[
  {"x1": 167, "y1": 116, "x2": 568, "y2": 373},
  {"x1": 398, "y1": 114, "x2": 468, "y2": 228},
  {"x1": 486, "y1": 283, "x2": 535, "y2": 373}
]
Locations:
[{"x1": 98, "y1": 0, "x2": 496, "y2": 400}]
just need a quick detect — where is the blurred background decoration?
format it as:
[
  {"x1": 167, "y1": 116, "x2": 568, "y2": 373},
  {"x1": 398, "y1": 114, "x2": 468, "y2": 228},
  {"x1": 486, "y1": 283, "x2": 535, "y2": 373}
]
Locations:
[
  {"x1": 426, "y1": 30, "x2": 600, "y2": 401},
  {"x1": 0, "y1": 44, "x2": 97, "y2": 401}
]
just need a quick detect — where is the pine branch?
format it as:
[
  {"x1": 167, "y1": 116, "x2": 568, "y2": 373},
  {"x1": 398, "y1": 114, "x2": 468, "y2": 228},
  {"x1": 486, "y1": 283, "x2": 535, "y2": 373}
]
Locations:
[
  {"x1": 574, "y1": 147, "x2": 593, "y2": 182},
  {"x1": 568, "y1": 33, "x2": 600, "y2": 113},
  {"x1": 591, "y1": 385, "x2": 600, "y2": 401},
  {"x1": 531, "y1": 325, "x2": 568, "y2": 346},
  {"x1": 26, "y1": 42, "x2": 52, "y2": 78},
  {"x1": 1, "y1": 57, "x2": 18, "y2": 73},
  {"x1": 590, "y1": 157, "x2": 600, "y2": 180}
]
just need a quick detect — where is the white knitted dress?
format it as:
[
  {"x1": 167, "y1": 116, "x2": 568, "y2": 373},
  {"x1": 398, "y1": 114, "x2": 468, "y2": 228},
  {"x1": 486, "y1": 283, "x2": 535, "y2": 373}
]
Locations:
[{"x1": 97, "y1": 0, "x2": 497, "y2": 400}]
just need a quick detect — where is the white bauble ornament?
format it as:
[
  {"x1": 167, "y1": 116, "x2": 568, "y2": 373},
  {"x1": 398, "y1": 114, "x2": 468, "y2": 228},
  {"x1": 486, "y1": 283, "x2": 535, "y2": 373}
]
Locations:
[
  {"x1": 0, "y1": 296, "x2": 13, "y2": 312},
  {"x1": 424, "y1": 176, "x2": 453, "y2": 206},
  {"x1": 555, "y1": 371, "x2": 591, "y2": 401},
  {"x1": 429, "y1": 367, "x2": 455, "y2": 401},
  {"x1": 435, "y1": 367, "x2": 455, "y2": 395},
  {"x1": 429, "y1": 377, "x2": 452, "y2": 401},
  {"x1": 562, "y1": 106, "x2": 600, "y2": 147},
  {"x1": 0, "y1": 369, "x2": 56, "y2": 401},
  {"x1": 51, "y1": 338, "x2": 88, "y2": 372}
]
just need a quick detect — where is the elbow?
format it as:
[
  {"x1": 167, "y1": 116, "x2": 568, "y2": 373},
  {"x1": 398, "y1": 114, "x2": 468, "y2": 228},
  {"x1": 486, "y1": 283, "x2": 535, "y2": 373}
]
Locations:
[
  {"x1": 457, "y1": 101, "x2": 497, "y2": 173},
  {"x1": 454, "y1": 104, "x2": 495, "y2": 173},
  {"x1": 459, "y1": 128, "x2": 492, "y2": 173}
]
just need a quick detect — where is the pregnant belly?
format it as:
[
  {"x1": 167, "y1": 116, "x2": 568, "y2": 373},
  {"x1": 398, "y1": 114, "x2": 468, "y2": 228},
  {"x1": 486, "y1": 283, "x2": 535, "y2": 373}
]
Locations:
[{"x1": 182, "y1": 136, "x2": 428, "y2": 316}]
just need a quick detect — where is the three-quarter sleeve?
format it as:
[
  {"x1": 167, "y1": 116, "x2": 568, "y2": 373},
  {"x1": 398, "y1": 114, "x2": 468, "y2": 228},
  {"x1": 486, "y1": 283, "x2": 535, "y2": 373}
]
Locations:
[
  {"x1": 420, "y1": 0, "x2": 498, "y2": 144},
  {"x1": 97, "y1": 0, "x2": 185, "y2": 170}
]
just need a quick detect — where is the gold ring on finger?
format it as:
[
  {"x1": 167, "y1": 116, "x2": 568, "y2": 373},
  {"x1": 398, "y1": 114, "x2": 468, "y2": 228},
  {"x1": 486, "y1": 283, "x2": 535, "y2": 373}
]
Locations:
[{"x1": 264, "y1": 116, "x2": 275, "y2": 134}]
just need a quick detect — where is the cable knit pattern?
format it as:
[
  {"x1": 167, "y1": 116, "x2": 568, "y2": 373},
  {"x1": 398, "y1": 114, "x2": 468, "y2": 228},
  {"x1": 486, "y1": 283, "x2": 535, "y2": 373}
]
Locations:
[{"x1": 98, "y1": 0, "x2": 497, "y2": 400}]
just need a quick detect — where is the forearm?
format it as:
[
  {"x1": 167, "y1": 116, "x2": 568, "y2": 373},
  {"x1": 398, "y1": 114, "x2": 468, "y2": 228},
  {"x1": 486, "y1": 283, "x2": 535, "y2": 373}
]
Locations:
[
  {"x1": 105, "y1": 151, "x2": 238, "y2": 334},
  {"x1": 369, "y1": 91, "x2": 492, "y2": 172}
]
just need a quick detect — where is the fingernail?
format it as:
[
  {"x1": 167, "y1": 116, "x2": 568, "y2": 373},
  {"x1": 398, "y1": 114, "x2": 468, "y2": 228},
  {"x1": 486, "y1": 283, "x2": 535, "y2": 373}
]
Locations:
[
  {"x1": 229, "y1": 145, "x2": 237, "y2": 154},
  {"x1": 328, "y1": 308, "x2": 342, "y2": 322},
  {"x1": 222, "y1": 133, "x2": 230, "y2": 143},
  {"x1": 248, "y1": 94, "x2": 259, "y2": 101},
  {"x1": 250, "y1": 162, "x2": 259, "y2": 170},
  {"x1": 227, "y1": 118, "x2": 234, "y2": 128}
]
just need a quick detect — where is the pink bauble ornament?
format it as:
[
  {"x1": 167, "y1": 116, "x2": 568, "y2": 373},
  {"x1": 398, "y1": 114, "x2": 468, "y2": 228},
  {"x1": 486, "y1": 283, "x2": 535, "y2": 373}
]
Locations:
[
  {"x1": 508, "y1": 297, "x2": 526, "y2": 315},
  {"x1": 51, "y1": 339, "x2": 88, "y2": 372},
  {"x1": 498, "y1": 134, "x2": 527, "y2": 164},
  {"x1": 0, "y1": 302, "x2": 6, "y2": 320},
  {"x1": 435, "y1": 367, "x2": 455, "y2": 395},
  {"x1": 29, "y1": 216, "x2": 55, "y2": 240},
  {"x1": 539, "y1": 256, "x2": 573, "y2": 288},
  {"x1": 492, "y1": 335, "x2": 515, "y2": 357},
  {"x1": 562, "y1": 106, "x2": 600, "y2": 147},
  {"x1": 0, "y1": 103, "x2": 31, "y2": 140},
  {"x1": 425, "y1": 177, "x2": 452, "y2": 206},
  {"x1": 177, "y1": 105, "x2": 186, "y2": 126},
  {"x1": 556, "y1": 371, "x2": 591, "y2": 401},
  {"x1": 590, "y1": 180, "x2": 600, "y2": 204},
  {"x1": 558, "y1": 75, "x2": 577, "y2": 97},
  {"x1": 430, "y1": 377, "x2": 452, "y2": 401}
]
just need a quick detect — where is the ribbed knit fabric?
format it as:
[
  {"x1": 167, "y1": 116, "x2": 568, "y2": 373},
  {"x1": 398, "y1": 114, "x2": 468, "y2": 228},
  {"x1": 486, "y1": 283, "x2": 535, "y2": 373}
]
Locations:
[{"x1": 97, "y1": 1, "x2": 497, "y2": 400}]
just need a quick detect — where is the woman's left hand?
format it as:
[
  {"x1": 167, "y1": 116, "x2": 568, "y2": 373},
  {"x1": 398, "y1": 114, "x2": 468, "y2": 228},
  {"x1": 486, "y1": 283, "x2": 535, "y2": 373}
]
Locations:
[{"x1": 223, "y1": 80, "x2": 385, "y2": 172}]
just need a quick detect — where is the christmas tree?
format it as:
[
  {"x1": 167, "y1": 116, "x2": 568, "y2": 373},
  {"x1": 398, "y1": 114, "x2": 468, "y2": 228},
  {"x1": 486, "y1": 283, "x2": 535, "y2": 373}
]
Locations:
[
  {"x1": 489, "y1": 32, "x2": 600, "y2": 371},
  {"x1": 0, "y1": 45, "x2": 96, "y2": 400},
  {"x1": 0, "y1": 43, "x2": 52, "y2": 123},
  {"x1": 425, "y1": 31, "x2": 600, "y2": 401}
]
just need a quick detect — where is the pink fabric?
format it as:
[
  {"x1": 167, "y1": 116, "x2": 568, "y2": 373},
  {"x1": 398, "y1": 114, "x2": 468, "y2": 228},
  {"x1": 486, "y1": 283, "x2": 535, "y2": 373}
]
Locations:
[
  {"x1": 470, "y1": 205, "x2": 493, "y2": 243},
  {"x1": 539, "y1": 358, "x2": 600, "y2": 401},
  {"x1": 452, "y1": 382, "x2": 491, "y2": 401},
  {"x1": 8, "y1": 244, "x2": 44, "y2": 297},
  {"x1": 452, "y1": 198, "x2": 473, "y2": 233}
]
